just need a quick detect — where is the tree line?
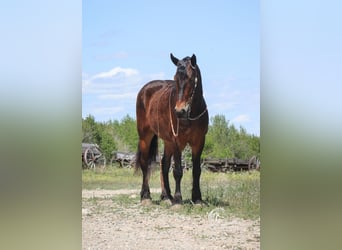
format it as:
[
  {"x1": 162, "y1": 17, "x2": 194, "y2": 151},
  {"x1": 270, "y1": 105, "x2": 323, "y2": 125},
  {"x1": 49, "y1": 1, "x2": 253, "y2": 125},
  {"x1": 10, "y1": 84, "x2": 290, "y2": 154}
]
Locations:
[{"x1": 82, "y1": 114, "x2": 260, "y2": 162}]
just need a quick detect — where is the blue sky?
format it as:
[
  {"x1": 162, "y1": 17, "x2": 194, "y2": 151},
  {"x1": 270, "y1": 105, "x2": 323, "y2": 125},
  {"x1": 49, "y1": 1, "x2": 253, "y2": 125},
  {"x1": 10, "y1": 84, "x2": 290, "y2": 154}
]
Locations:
[{"x1": 82, "y1": 0, "x2": 259, "y2": 135}]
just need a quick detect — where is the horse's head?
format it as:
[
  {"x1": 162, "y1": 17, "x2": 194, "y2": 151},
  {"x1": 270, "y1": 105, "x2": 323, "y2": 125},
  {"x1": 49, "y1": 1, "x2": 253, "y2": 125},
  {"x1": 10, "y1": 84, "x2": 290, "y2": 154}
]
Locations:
[{"x1": 170, "y1": 53, "x2": 199, "y2": 119}]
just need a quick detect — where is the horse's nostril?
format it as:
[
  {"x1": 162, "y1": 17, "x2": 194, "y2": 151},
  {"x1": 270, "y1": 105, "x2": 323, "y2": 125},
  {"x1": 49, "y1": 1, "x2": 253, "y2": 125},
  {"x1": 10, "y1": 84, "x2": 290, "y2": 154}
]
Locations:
[{"x1": 175, "y1": 107, "x2": 187, "y2": 118}]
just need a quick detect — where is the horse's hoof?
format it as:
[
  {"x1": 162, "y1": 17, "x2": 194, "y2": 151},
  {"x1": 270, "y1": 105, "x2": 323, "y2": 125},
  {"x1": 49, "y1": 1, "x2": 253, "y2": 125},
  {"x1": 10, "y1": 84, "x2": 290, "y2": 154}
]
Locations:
[
  {"x1": 141, "y1": 199, "x2": 152, "y2": 206},
  {"x1": 160, "y1": 199, "x2": 172, "y2": 206},
  {"x1": 173, "y1": 193, "x2": 183, "y2": 204},
  {"x1": 193, "y1": 200, "x2": 207, "y2": 207}
]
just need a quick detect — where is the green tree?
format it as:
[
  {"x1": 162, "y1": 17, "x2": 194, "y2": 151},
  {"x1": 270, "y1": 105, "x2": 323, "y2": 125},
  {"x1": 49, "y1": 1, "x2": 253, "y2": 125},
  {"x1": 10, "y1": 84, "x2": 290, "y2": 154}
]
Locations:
[
  {"x1": 111, "y1": 115, "x2": 138, "y2": 152},
  {"x1": 82, "y1": 115, "x2": 117, "y2": 161},
  {"x1": 203, "y1": 114, "x2": 260, "y2": 160},
  {"x1": 96, "y1": 122, "x2": 117, "y2": 161},
  {"x1": 119, "y1": 115, "x2": 138, "y2": 151},
  {"x1": 82, "y1": 113, "x2": 260, "y2": 163},
  {"x1": 82, "y1": 115, "x2": 100, "y2": 143},
  {"x1": 204, "y1": 115, "x2": 232, "y2": 158}
]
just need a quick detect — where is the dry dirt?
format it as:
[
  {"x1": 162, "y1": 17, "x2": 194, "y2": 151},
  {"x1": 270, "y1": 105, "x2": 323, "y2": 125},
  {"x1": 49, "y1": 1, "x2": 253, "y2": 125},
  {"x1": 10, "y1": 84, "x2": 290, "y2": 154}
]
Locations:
[{"x1": 82, "y1": 189, "x2": 260, "y2": 250}]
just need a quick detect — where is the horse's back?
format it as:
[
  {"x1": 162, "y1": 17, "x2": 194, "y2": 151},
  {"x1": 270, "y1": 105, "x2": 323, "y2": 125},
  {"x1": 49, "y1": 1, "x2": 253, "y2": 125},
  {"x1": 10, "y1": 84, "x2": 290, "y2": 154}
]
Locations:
[
  {"x1": 136, "y1": 80, "x2": 173, "y2": 111},
  {"x1": 138, "y1": 80, "x2": 173, "y2": 96}
]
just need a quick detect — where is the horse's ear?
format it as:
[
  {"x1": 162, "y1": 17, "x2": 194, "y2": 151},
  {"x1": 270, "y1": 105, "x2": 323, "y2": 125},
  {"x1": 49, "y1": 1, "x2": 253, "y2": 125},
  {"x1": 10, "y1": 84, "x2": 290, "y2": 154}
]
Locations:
[
  {"x1": 170, "y1": 53, "x2": 179, "y2": 66},
  {"x1": 190, "y1": 54, "x2": 197, "y2": 68}
]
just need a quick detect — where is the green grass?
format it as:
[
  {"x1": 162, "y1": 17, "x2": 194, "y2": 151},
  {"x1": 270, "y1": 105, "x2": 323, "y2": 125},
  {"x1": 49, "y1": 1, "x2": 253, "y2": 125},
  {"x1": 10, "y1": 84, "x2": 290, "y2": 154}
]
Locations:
[
  {"x1": 82, "y1": 164, "x2": 161, "y2": 190},
  {"x1": 82, "y1": 166, "x2": 135, "y2": 190},
  {"x1": 82, "y1": 166, "x2": 260, "y2": 219}
]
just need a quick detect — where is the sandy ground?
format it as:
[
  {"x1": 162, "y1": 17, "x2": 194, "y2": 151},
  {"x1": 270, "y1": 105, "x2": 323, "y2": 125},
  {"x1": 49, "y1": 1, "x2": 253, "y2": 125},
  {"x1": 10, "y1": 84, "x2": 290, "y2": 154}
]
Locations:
[{"x1": 82, "y1": 189, "x2": 260, "y2": 250}]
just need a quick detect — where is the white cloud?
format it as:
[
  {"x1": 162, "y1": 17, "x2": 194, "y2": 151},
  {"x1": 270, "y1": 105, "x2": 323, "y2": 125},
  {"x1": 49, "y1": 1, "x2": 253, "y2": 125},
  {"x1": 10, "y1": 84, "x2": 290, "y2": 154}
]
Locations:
[
  {"x1": 82, "y1": 66, "x2": 166, "y2": 121},
  {"x1": 91, "y1": 67, "x2": 138, "y2": 80},
  {"x1": 82, "y1": 67, "x2": 142, "y2": 95}
]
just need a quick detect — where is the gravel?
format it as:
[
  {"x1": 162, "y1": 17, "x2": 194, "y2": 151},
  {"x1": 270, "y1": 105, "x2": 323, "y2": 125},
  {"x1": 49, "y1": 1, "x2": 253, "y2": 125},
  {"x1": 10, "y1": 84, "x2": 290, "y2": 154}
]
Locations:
[{"x1": 82, "y1": 189, "x2": 260, "y2": 250}]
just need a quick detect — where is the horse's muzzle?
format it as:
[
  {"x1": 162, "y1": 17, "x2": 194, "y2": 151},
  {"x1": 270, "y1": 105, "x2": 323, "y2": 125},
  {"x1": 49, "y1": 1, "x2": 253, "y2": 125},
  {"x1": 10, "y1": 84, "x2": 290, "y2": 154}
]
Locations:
[{"x1": 174, "y1": 104, "x2": 189, "y2": 119}]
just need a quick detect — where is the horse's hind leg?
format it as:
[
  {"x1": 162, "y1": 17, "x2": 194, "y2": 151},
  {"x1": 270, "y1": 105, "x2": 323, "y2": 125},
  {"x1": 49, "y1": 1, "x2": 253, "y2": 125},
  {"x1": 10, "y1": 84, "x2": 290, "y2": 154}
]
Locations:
[
  {"x1": 137, "y1": 134, "x2": 154, "y2": 202},
  {"x1": 160, "y1": 148, "x2": 173, "y2": 201}
]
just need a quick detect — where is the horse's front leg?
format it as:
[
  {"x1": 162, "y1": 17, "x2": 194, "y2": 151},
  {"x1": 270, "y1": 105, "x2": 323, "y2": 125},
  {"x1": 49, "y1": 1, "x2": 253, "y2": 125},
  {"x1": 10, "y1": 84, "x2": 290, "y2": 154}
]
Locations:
[
  {"x1": 173, "y1": 149, "x2": 183, "y2": 204},
  {"x1": 191, "y1": 140, "x2": 205, "y2": 203},
  {"x1": 191, "y1": 154, "x2": 202, "y2": 203}
]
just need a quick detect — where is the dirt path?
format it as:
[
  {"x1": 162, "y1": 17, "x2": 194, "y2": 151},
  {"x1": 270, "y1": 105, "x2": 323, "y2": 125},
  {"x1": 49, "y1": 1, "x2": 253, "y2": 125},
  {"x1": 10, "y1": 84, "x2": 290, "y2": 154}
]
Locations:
[{"x1": 82, "y1": 189, "x2": 260, "y2": 250}]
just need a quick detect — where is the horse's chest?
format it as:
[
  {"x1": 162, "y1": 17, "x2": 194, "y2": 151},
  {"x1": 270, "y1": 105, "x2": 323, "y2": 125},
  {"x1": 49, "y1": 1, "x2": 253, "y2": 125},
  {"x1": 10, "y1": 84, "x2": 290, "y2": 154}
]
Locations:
[{"x1": 179, "y1": 124, "x2": 192, "y2": 137}]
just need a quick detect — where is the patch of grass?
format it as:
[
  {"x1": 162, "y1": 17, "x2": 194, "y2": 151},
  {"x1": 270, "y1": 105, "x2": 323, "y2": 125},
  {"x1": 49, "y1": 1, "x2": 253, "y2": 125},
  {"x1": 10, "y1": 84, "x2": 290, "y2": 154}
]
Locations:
[
  {"x1": 82, "y1": 166, "x2": 161, "y2": 190},
  {"x1": 82, "y1": 167, "x2": 260, "y2": 219},
  {"x1": 111, "y1": 194, "x2": 137, "y2": 207},
  {"x1": 166, "y1": 170, "x2": 260, "y2": 219},
  {"x1": 201, "y1": 170, "x2": 260, "y2": 219}
]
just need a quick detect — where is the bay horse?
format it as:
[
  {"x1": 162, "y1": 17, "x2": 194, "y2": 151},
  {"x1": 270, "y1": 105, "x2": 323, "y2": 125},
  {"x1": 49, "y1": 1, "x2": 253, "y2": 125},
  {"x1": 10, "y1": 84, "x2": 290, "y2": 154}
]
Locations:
[{"x1": 135, "y1": 53, "x2": 208, "y2": 205}]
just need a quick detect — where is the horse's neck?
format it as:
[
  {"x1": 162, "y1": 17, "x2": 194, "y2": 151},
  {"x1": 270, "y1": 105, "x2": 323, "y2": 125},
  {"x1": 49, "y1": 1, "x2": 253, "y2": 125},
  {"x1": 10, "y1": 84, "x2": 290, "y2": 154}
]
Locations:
[
  {"x1": 194, "y1": 68, "x2": 204, "y2": 103},
  {"x1": 193, "y1": 79, "x2": 205, "y2": 105},
  {"x1": 189, "y1": 85, "x2": 206, "y2": 121}
]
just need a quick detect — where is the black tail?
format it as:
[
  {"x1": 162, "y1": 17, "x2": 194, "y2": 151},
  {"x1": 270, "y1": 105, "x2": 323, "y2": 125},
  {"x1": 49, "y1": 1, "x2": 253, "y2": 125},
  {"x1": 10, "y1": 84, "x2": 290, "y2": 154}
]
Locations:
[
  {"x1": 135, "y1": 135, "x2": 158, "y2": 171},
  {"x1": 148, "y1": 135, "x2": 158, "y2": 164}
]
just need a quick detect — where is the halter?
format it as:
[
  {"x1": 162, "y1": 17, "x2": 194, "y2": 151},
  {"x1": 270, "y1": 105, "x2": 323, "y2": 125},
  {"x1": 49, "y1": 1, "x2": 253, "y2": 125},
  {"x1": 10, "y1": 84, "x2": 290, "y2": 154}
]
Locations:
[
  {"x1": 183, "y1": 69, "x2": 208, "y2": 121},
  {"x1": 169, "y1": 72, "x2": 208, "y2": 137}
]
